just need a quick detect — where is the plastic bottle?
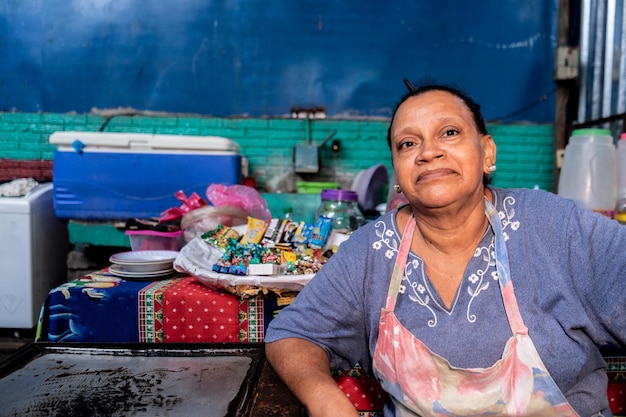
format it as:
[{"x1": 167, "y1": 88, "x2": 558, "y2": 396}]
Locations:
[
  {"x1": 615, "y1": 133, "x2": 626, "y2": 223},
  {"x1": 558, "y1": 128, "x2": 617, "y2": 216},
  {"x1": 314, "y1": 189, "x2": 365, "y2": 233}
]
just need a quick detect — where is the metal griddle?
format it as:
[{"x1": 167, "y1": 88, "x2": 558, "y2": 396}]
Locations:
[{"x1": 0, "y1": 342, "x2": 303, "y2": 417}]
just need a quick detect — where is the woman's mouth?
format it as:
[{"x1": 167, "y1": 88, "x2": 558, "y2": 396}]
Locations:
[{"x1": 418, "y1": 168, "x2": 455, "y2": 181}]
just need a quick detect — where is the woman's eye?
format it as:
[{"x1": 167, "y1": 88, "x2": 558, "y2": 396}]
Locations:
[
  {"x1": 443, "y1": 129, "x2": 459, "y2": 137},
  {"x1": 397, "y1": 140, "x2": 414, "y2": 150}
]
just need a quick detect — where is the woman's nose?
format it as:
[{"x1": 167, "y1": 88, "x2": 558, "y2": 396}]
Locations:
[{"x1": 418, "y1": 137, "x2": 444, "y2": 162}]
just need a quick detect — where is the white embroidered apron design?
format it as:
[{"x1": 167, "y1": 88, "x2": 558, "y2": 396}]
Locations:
[{"x1": 372, "y1": 199, "x2": 579, "y2": 416}]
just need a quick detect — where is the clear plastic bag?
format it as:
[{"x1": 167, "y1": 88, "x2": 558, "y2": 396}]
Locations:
[{"x1": 180, "y1": 205, "x2": 250, "y2": 242}]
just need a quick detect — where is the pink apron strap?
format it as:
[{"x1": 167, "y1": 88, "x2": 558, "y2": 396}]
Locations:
[
  {"x1": 385, "y1": 216, "x2": 416, "y2": 312},
  {"x1": 484, "y1": 198, "x2": 528, "y2": 334}
]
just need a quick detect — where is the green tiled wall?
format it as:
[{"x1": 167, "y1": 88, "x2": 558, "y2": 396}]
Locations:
[{"x1": 0, "y1": 112, "x2": 555, "y2": 191}]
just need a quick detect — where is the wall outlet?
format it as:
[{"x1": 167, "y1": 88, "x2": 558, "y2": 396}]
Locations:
[
  {"x1": 556, "y1": 149, "x2": 565, "y2": 169},
  {"x1": 554, "y1": 46, "x2": 579, "y2": 81}
]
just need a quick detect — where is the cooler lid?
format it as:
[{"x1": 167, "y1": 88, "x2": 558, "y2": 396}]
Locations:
[{"x1": 49, "y1": 131, "x2": 240, "y2": 153}]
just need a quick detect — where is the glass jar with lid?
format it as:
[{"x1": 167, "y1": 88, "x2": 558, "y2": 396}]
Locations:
[{"x1": 314, "y1": 189, "x2": 365, "y2": 233}]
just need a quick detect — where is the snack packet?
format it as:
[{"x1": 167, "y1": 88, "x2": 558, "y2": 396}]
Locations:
[
  {"x1": 201, "y1": 224, "x2": 241, "y2": 250},
  {"x1": 240, "y1": 217, "x2": 268, "y2": 245},
  {"x1": 308, "y1": 216, "x2": 332, "y2": 249}
]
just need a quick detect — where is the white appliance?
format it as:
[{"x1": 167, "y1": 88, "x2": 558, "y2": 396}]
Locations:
[{"x1": 0, "y1": 183, "x2": 68, "y2": 329}]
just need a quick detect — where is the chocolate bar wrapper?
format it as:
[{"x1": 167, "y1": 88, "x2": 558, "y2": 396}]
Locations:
[
  {"x1": 240, "y1": 217, "x2": 268, "y2": 245},
  {"x1": 261, "y1": 218, "x2": 282, "y2": 246},
  {"x1": 276, "y1": 220, "x2": 299, "y2": 248}
]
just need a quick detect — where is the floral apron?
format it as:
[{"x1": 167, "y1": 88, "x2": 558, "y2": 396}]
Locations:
[{"x1": 372, "y1": 199, "x2": 579, "y2": 417}]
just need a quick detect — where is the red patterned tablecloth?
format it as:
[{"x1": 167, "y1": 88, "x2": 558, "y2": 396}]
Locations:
[
  {"x1": 139, "y1": 276, "x2": 265, "y2": 343},
  {"x1": 607, "y1": 355, "x2": 626, "y2": 416}
]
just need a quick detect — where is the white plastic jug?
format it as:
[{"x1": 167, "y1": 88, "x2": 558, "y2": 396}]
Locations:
[
  {"x1": 615, "y1": 133, "x2": 626, "y2": 221},
  {"x1": 558, "y1": 128, "x2": 616, "y2": 213}
]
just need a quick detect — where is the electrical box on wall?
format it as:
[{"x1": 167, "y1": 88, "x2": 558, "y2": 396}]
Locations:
[
  {"x1": 292, "y1": 129, "x2": 336, "y2": 174},
  {"x1": 293, "y1": 144, "x2": 320, "y2": 173}
]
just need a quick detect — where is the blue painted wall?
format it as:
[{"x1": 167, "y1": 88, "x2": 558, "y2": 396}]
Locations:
[{"x1": 1, "y1": 0, "x2": 558, "y2": 122}]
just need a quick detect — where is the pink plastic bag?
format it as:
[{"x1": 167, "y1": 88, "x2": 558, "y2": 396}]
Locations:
[{"x1": 205, "y1": 184, "x2": 271, "y2": 221}]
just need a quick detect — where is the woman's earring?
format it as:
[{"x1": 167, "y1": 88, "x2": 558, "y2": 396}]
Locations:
[
  {"x1": 488, "y1": 164, "x2": 497, "y2": 173},
  {"x1": 394, "y1": 184, "x2": 402, "y2": 193}
]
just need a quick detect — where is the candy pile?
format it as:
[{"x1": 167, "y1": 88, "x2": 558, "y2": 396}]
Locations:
[{"x1": 201, "y1": 215, "x2": 342, "y2": 276}]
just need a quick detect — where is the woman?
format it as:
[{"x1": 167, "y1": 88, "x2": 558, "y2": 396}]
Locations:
[{"x1": 265, "y1": 83, "x2": 626, "y2": 416}]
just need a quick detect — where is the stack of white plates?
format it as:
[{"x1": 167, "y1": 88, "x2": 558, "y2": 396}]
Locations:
[{"x1": 108, "y1": 250, "x2": 179, "y2": 280}]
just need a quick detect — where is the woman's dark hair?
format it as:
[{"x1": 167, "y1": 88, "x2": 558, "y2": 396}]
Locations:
[
  {"x1": 387, "y1": 81, "x2": 493, "y2": 186},
  {"x1": 386, "y1": 82, "x2": 488, "y2": 149}
]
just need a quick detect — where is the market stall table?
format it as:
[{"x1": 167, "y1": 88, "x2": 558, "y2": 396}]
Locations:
[
  {"x1": 29, "y1": 270, "x2": 302, "y2": 416},
  {"x1": 34, "y1": 268, "x2": 387, "y2": 416},
  {"x1": 36, "y1": 269, "x2": 279, "y2": 344},
  {"x1": 34, "y1": 269, "x2": 625, "y2": 416}
]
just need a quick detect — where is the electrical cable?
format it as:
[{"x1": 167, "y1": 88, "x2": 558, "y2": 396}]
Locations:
[{"x1": 486, "y1": 88, "x2": 557, "y2": 122}]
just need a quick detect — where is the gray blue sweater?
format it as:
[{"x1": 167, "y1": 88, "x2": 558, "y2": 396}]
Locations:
[{"x1": 265, "y1": 187, "x2": 626, "y2": 416}]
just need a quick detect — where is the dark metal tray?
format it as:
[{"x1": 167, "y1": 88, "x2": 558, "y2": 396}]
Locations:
[{"x1": 0, "y1": 342, "x2": 302, "y2": 417}]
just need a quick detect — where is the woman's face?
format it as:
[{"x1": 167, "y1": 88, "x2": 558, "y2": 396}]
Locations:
[{"x1": 389, "y1": 90, "x2": 496, "y2": 210}]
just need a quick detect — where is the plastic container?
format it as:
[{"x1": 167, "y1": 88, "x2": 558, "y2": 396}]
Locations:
[
  {"x1": 616, "y1": 133, "x2": 626, "y2": 218},
  {"x1": 126, "y1": 229, "x2": 184, "y2": 251},
  {"x1": 50, "y1": 131, "x2": 242, "y2": 220},
  {"x1": 350, "y1": 163, "x2": 389, "y2": 213},
  {"x1": 558, "y1": 128, "x2": 617, "y2": 214},
  {"x1": 314, "y1": 189, "x2": 365, "y2": 232},
  {"x1": 296, "y1": 181, "x2": 340, "y2": 195}
]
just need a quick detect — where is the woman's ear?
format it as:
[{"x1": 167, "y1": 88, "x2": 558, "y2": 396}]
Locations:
[{"x1": 482, "y1": 134, "x2": 497, "y2": 173}]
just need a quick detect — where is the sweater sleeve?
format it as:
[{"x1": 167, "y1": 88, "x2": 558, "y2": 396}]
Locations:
[{"x1": 562, "y1": 198, "x2": 626, "y2": 347}]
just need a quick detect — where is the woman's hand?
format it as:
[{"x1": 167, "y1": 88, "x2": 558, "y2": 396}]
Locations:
[{"x1": 265, "y1": 338, "x2": 359, "y2": 417}]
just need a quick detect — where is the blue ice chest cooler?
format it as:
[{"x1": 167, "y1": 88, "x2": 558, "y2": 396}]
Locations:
[{"x1": 50, "y1": 131, "x2": 242, "y2": 220}]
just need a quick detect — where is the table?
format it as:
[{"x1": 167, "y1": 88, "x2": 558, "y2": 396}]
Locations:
[
  {"x1": 36, "y1": 269, "x2": 624, "y2": 416},
  {"x1": 0, "y1": 342, "x2": 303, "y2": 417},
  {"x1": 36, "y1": 269, "x2": 281, "y2": 344},
  {"x1": 35, "y1": 268, "x2": 387, "y2": 416}
]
